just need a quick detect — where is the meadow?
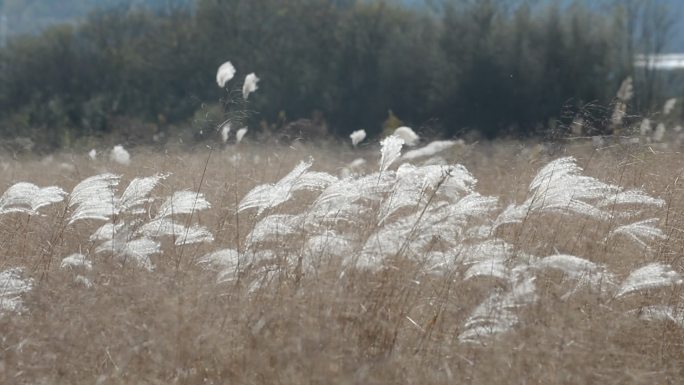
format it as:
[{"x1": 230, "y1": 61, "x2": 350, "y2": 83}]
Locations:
[{"x1": 1, "y1": 136, "x2": 684, "y2": 384}]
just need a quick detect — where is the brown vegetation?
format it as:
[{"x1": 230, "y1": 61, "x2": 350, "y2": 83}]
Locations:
[{"x1": 1, "y1": 139, "x2": 684, "y2": 384}]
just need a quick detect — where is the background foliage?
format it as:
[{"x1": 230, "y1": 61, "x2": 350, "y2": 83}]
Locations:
[{"x1": 0, "y1": 0, "x2": 680, "y2": 148}]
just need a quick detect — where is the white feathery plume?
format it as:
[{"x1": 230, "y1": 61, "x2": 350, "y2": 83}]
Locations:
[
  {"x1": 303, "y1": 232, "x2": 352, "y2": 258},
  {"x1": 460, "y1": 239, "x2": 513, "y2": 265},
  {"x1": 530, "y1": 157, "x2": 589, "y2": 191},
  {"x1": 617, "y1": 263, "x2": 682, "y2": 297},
  {"x1": 377, "y1": 164, "x2": 441, "y2": 222},
  {"x1": 360, "y1": 223, "x2": 414, "y2": 262},
  {"x1": 0, "y1": 182, "x2": 66, "y2": 215},
  {"x1": 242, "y1": 73, "x2": 259, "y2": 100},
  {"x1": 0, "y1": 183, "x2": 48, "y2": 213},
  {"x1": 358, "y1": 203, "x2": 453, "y2": 264},
  {"x1": 199, "y1": 249, "x2": 240, "y2": 283},
  {"x1": 350, "y1": 130, "x2": 366, "y2": 147},
  {"x1": 238, "y1": 159, "x2": 313, "y2": 215},
  {"x1": 236, "y1": 127, "x2": 248, "y2": 143},
  {"x1": 423, "y1": 251, "x2": 455, "y2": 274},
  {"x1": 68, "y1": 173, "x2": 120, "y2": 223},
  {"x1": 534, "y1": 254, "x2": 600, "y2": 278},
  {"x1": 512, "y1": 157, "x2": 618, "y2": 220},
  {"x1": 225, "y1": 252, "x2": 287, "y2": 290},
  {"x1": 216, "y1": 61, "x2": 236, "y2": 88},
  {"x1": 529, "y1": 157, "x2": 616, "y2": 199},
  {"x1": 629, "y1": 305, "x2": 684, "y2": 328},
  {"x1": 367, "y1": 193, "x2": 498, "y2": 259},
  {"x1": 90, "y1": 222, "x2": 125, "y2": 241},
  {"x1": 292, "y1": 171, "x2": 338, "y2": 192},
  {"x1": 119, "y1": 237, "x2": 160, "y2": 271},
  {"x1": 598, "y1": 190, "x2": 665, "y2": 209},
  {"x1": 640, "y1": 119, "x2": 652, "y2": 136},
  {"x1": 119, "y1": 174, "x2": 167, "y2": 215},
  {"x1": 88, "y1": 149, "x2": 97, "y2": 160},
  {"x1": 353, "y1": 171, "x2": 399, "y2": 199},
  {"x1": 664, "y1": 98, "x2": 677, "y2": 115},
  {"x1": 379, "y1": 135, "x2": 404, "y2": 172},
  {"x1": 110, "y1": 145, "x2": 131, "y2": 166},
  {"x1": 493, "y1": 203, "x2": 529, "y2": 229},
  {"x1": 363, "y1": 204, "x2": 439, "y2": 257},
  {"x1": 608, "y1": 218, "x2": 666, "y2": 249},
  {"x1": 240, "y1": 249, "x2": 276, "y2": 267},
  {"x1": 0, "y1": 268, "x2": 33, "y2": 314},
  {"x1": 95, "y1": 232, "x2": 160, "y2": 271},
  {"x1": 459, "y1": 276, "x2": 537, "y2": 343},
  {"x1": 60, "y1": 253, "x2": 93, "y2": 270},
  {"x1": 199, "y1": 248, "x2": 239, "y2": 267},
  {"x1": 246, "y1": 214, "x2": 301, "y2": 248},
  {"x1": 447, "y1": 193, "x2": 499, "y2": 226},
  {"x1": 238, "y1": 185, "x2": 277, "y2": 214},
  {"x1": 459, "y1": 319, "x2": 516, "y2": 344},
  {"x1": 362, "y1": 201, "x2": 452, "y2": 260},
  {"x1": 464, "y1": 259, "x2": 509, "y2": 281},
  {"x1": 393, "y1": 126, "x2": 420, "y2": 146},
  {"x1": 315, "y1": 171, "x2": 395, "y2": 207},
  {"x1": 534, "y1": 254, "x2": 614, "y2": 296},
  {"x1": 403, "y1": 140, "x2": 458, "y2": 160},
  {"x1": 139, "y1": 218, "x2": 214, "y2": 245},
  {"x1": 220, "y1": 122, "x2": 231, "y2": 143},
  {"x1": 398, "y1": 164, "x2": 453, "y2": 190},
  {"x1": 460, "y1": 240, "x2": 517, "y2": 281},
  {"x1": 156, "y1": 191, "x2": 211, "y2": 219},
  {"x1": 377, "y1": 182, "x2": 424, "y2": 224},
  {"x1": 175, "y1": 225, "x2": 214, "y2": 246},
  {"x1": 302, "y1": 200, "x2": 368, "y2": 230},
  {"x1": 438, "y1": 164, "x2": 477, "y2": 200},
  {"x1": 302, "y1": 232, "x2": 353, "y2": 272},
  {"x1": 71, "y1": 173, "x2": 165, "y2": 224},
  {"x1": 539, "y1": 198, "x2": 608, "y2": 219}
]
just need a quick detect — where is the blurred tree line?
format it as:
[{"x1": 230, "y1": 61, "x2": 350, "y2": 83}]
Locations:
[{"x1": 0, "y1": 0, "x2": 678, "y2": 148}]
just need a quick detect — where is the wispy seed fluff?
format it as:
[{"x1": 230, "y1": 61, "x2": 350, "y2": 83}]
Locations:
[
  {"x1": 242, "y1": 73, "x2": 260, "y2": 100},
  {"x1": 379, "y1": 135, "x2": 404, "y2": 172},
  {"x1": 393, "y1": 126, "x2": 420, "y2": 146},
  {"x1": 110, "y1": 145, "x2": 131, "y2": 166},
  {"x1": 216, "y1": 61, "x2": 236, "y2": 88},
  {"x1": 350, "y1": 129, "x2": 366, "y2": 147},
  {"x1": 236, "y1": 127, "x2": 248, "y2": 144}
]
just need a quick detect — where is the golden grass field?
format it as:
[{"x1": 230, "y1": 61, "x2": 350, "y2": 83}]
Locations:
[{"x1": 1, "y1": 138, "x2": 684, "y2": 385}]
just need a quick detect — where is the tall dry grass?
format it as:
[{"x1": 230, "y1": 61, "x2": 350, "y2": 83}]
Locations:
[{"x1": 1, "y1": 139, "x2": 684, "y2": 385}]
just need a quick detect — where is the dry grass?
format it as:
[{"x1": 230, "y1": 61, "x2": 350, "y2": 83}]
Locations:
[{"x1": 2, "y1": 139, "x2": 684, "y2": 385}]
